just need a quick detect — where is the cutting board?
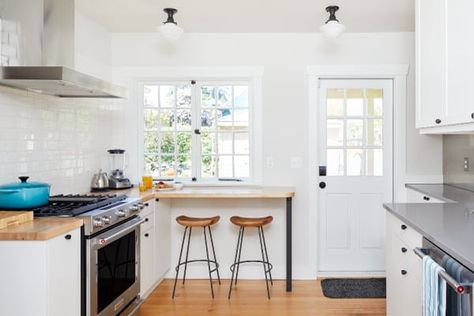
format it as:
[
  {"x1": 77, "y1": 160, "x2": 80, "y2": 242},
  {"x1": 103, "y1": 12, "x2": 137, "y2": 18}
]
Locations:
[{"x1": 0, "y1": 211, "x2": 34, "y2": 229}]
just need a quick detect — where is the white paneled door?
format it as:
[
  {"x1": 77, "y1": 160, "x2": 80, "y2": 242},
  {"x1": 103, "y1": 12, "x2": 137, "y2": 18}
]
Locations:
[{"x1": 318, "y1": 79, "x2": 393, "y2": 273}]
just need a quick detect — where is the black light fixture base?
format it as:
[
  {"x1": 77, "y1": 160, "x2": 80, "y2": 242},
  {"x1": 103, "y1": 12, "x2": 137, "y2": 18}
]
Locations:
[
  {"x1": 325, "y1": 6, "x2": 340, "y2": 23},
  {"x1": 163, "y1": 8, "x2": 178, "y2": 25}
]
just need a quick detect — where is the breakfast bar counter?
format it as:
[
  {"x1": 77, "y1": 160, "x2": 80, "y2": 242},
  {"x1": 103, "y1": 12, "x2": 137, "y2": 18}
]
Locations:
[{"x1": 126, "y1": 185, "x2": 295, "y2": 291}]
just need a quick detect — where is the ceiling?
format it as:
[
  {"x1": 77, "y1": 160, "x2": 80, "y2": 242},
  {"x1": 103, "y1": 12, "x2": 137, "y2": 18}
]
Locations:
[{"x1": 76, "y1": 0, "x2": 415, "y2": 33}]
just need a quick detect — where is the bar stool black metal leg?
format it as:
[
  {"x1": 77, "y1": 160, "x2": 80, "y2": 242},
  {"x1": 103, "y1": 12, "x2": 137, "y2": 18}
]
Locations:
[
  {"x1": 208, "y1": 226, "x2": 221, "y2": 284},
  {"x1": 203, "y1": 227, "x2": 215, "y2": 299},
  {"x1": 260, "y1": 226, "x2": 273, "y2": 286},
  {"x1": 172, "y1": 226, "x2": 188, "y2": 299},
  {"x1": 228, "y1": 226, "x2": 243, "y2": 299},
  {"x1": 234, "y1": 227, "x2": 245, "y2": 285},
  {"x1": 258, "y1": 226, "x2": 271, "y2": 299},
  {"x1": 182, "y1": 227, "x2": 192, "y2": 285}
]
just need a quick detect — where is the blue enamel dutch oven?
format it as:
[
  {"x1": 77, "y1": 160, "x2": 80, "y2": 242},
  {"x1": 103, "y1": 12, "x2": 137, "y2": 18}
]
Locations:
[{"x1": 0, "y1": 176, "x2": 50, "y2": 209}]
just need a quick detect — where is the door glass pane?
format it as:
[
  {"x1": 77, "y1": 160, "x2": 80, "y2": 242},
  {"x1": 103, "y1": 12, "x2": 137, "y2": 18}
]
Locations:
[
  {"x1": 347, "y1": 149, "x2": 364, "y2": 176},
  {"x1": 327, "y1": 119, "x2": 344, "y2": 146},
  {"x1": 367, "y1": 119, "x2": 383, "y2": 146},
  {"x1": 235, "y1": 156, "x2": 250, "y2": 178},
  {"x1": 346, "y1": 119, "x2": 364, "y2": 146},
  {"x1": 327, "y1": 89, "x2": 344, "y2": 117},
  {"x1": 367, "y1": 89, "x2": 383, "y2": 117},
  {"x1": 201, "y1": 110, "x2": 216, "y2": 130},
  {"x1": 217, "y1": 109, "x2": 233, "y2": 129},
  {"x1": 218, "y1": 156, "x2": 233, "y2": 177},
  {"x1": 346, "y1": 89, "x2": 364, "y2": 116},
  {"x1": 366, "y1": 149, "x2": 383, "y2": 176},
  {"x1": 144, "y1": 85, "x2": 158, "y2": 107},
  {"x1": 327, "y1": 149, "x2": 344, "y2": 176},
  {"x1": 160, "y1": 86, "x2": 176, "y2": 108},
  {"x1": 216, "y1": 86, "x2": 232, "y2": 108},
  {"x1": 233, "y1": 109, "x2": 249, "y2": 128}
]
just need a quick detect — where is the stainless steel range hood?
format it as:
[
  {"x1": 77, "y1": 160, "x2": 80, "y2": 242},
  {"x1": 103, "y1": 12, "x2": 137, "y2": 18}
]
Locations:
[{"x1": 0, "y1": 0, "x2": 127, "y2": 98}]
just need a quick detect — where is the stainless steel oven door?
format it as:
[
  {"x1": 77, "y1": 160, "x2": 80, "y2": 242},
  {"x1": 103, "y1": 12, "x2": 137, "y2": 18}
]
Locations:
[{"x1": 87, "y1": 216, "x2": 144, "y2": 316}]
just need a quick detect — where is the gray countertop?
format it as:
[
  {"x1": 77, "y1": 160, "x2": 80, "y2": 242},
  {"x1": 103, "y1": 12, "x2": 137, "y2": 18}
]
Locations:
[
  {"x1": 384, "y1": 183, "x2": 474, "y2": 272},
  {"x1": 406, "y1": 183, "x2": 474, "y2": 207}
]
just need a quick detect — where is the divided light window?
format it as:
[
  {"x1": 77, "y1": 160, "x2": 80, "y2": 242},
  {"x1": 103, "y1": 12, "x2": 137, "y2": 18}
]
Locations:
[{"x1": 142, "y1": 81, "x2": 252, "y2": 181}]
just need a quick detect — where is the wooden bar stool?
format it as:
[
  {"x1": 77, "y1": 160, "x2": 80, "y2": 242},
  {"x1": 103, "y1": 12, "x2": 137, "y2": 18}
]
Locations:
[
  {"x1": 228, "y1": 216, "x2": 274, "y2": 299},
  {"x1": 172, "y1": 215, "x2": 221, "y2": 299}
]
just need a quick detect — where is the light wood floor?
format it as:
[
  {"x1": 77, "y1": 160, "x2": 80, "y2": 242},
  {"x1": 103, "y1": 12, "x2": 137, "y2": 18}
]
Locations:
[{"x1": 138, "y1": 279, "x2": 386, "y2": 316}]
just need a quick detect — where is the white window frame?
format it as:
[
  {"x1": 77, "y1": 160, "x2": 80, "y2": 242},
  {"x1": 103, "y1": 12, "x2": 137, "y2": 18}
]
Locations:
[{"x1": 136, "y1": 68, "x2": 263, "y2": 185}]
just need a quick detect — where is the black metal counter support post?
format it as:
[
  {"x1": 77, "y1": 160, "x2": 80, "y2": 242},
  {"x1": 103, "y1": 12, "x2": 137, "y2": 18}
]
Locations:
[{"x1": 286, "y1": 197, "x2": 292, "y2": 292}]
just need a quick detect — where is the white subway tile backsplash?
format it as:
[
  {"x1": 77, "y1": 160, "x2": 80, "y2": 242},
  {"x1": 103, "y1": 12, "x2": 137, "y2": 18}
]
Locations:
[{"x1": 0, "y1": 86, "x2": 126, "y2": 194}]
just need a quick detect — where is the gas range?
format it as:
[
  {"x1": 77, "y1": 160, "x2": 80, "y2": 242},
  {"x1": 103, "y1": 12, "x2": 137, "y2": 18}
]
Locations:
[{"x1": 32, "y1": 194, "x2": 146, "y2": 235}]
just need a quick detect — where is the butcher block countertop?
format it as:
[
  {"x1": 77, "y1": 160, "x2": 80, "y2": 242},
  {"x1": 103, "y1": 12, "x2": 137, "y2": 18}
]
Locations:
[
  {"x1": 124, "y1": 186, "x2": 296, "y2": 201},
  {"x1": 0, "y1": 217, "x2": 83, "y2": 241}
]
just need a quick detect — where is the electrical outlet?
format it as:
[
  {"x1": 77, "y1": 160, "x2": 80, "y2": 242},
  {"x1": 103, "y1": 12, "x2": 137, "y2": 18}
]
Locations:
[
  {"x1": 464, "y1": 157, "x2": 470, "y2": 172},
  {"x1": 266, "y1": 156, "x2": 274, "y2": 169}
]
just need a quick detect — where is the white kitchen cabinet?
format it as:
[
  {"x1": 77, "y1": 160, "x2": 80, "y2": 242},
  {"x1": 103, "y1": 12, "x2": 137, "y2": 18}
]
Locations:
[
  {"x1": 416, "y1": 0, "x2": 474, "y2": 133},
  {"x1": 0, "y1": 228, "x2": 81, "y2": 316},
  {"x1": 385, "y1": 211, "x2": 423, "y2": 316},
  {"x1": 406, "y1": 188, "x2": 445, "y2": 203},
  {"x1": 139, "y1": 198, "x2": 171, "y2": 298}
]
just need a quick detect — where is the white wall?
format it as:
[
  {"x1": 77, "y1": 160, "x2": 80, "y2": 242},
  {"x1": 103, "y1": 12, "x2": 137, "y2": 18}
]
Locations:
[
  {"x1": 75, "y1": 13, "x2": 112, "y2": 81},
  {"x1": 110, "y1": 32, "x2": 442, "y2": 279},
  {"x1": 0, "y1": 13, "x2": 122, "y2": 194}
]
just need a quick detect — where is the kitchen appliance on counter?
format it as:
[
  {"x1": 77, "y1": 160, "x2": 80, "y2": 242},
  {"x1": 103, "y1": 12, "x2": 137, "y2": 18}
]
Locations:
[
  {"x1": 108, "y1": 149, "x2": 132, "y2": 190},
  {"x1": 415, "y1": 238, "x2": 474, "y2": 315},
  {"x1": 32, "y1": 194, "x2": 147, "y2": 316},
  {"x1": 91, "y1": 170, "x2": 110, "y2": 192}
]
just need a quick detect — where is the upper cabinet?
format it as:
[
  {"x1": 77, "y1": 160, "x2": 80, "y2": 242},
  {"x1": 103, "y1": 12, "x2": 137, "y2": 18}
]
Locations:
[{"x1": 416, "y1": 0, "x2": 474, "y2": 133}]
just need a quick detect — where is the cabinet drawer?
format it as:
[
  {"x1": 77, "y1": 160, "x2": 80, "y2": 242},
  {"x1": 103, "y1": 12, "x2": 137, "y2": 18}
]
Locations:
[
  {"x1": 386, "y1": 212, "x2": 423, "y2": 250},
  {"x1": 140, "y1": 200, "x2": 154, "y2": 217},
  {"x1": 141, "y1": 210, "x2": 155, "y2": 232},
  {"x1": 406, "y1": 188, "x2": 445, "y2": 203}
]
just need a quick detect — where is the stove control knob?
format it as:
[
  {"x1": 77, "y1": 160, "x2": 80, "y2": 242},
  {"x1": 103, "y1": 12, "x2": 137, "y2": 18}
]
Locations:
[
  {"x1": 93, "y1": 219, "x2": 104, "y2": 228},
  {"x1": 131, "y1": 205, "x2": 140, "y2": 212},
  {"x1": 102, "y1": 216, "x2": 111, "y2": 225},
  {"x1": 137, "y1": 203, "x2": 145, "y2": 210},
  {"x1": 116, "y1": 210, "x2": 126, "y2": 217}
]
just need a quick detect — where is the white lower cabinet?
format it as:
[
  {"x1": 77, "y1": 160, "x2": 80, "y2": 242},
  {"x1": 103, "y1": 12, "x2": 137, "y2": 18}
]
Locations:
[
  {"x1": 0, "y1": 228, "x2": 81, "y2": 316},
  {"x1": 406, "y1": 188, "x2": 445, "y2": 203},
  {"x1": 386, "y1": 211, "x2": 423, "y2": 316},
  {"x1": 139, "y1": 198, "x2": 171, "y2": 298}
]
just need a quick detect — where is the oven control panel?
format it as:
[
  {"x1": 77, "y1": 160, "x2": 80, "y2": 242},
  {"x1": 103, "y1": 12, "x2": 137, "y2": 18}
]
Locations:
[{"x1": 81, "y1": 198, "x2": 145, "y2": 235}]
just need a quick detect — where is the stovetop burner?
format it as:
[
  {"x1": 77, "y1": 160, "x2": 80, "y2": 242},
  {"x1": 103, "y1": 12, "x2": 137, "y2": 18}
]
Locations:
[{"x1": 33, "y1": 194, "x2": 127, "y2": 217}]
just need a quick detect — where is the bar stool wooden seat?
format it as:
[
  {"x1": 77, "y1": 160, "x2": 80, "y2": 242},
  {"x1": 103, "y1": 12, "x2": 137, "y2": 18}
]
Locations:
[
  {"x1": 228, "y1": 215, "x2": 274, "y2": 299},
  {"x1": 172, "y1": 215, "x2": 221, "y2": 299}
]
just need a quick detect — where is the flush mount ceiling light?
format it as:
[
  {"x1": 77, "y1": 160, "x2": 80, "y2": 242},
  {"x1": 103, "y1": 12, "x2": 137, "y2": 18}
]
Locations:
[
  {"x1": 158, "y1": 8, "x2": 183, "y2": 41},
  {"x1": 320, "y1": 6, "x2": 346, "y2": 38}
]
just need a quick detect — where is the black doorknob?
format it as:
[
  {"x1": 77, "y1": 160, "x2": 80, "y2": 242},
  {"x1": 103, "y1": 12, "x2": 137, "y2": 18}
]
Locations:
[
  {"x1": 401, "y1": 247, "x2": 407, "y2": 253},
  {"x1": 435, "y1": 119, "x2": 442, "y2": 124},
  {"x1": 401, "y1": 270, "x2": 407, "y2": 275},
  {"x1": 401, "y1": 224, "x2": 407, "y2": 230},
  {"x1": 319, "y1": 182, "x2": 326, "y2": 189}
]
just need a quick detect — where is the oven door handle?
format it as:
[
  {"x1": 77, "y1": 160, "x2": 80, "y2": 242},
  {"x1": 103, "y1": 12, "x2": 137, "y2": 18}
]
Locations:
[
  {"x1": 414, "y1": 247, "x2": 472, "y2": 294},
  {"x1": 94, "y1": 217, "x2": 145, "y2": 248}
]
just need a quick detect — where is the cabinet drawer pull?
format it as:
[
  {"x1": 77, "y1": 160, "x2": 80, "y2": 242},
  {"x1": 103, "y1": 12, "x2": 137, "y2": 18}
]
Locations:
[
  {"x1": 401, "y1": 224, "x2": 407, "y2": 230},
  {"x1": 144, "y1": 203, "x2": 149, "y2": 207},
  {"x1": 435, "y1": 119, "x2": 442, "y2": 124},
  {"x1": 64, "y1": 234, "x2": 72, "y2": 240},
  {"x1": 145, "y1": 218, "x2": 149, "y2": 222},
  {"x1": 471, "y1": 113, "x2": 474, "y2": 119},
  {"x1": 401, "y1": 247, "x2": 407, "y2": 253},
  {"x1": 144, "y1": 233, "x2": 149, "y2": 237},
  {"x1": 423, "y1": 196, "x2": 430, "y2": 201},
  {"x1": 401, "y1": 270, "x2": 407, "y2": 275}
]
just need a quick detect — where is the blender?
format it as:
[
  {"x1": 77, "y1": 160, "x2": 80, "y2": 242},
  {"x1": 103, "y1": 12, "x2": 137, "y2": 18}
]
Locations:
[{"x1": 107, "y1": 149, "x2": 132, "y2": 189}]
